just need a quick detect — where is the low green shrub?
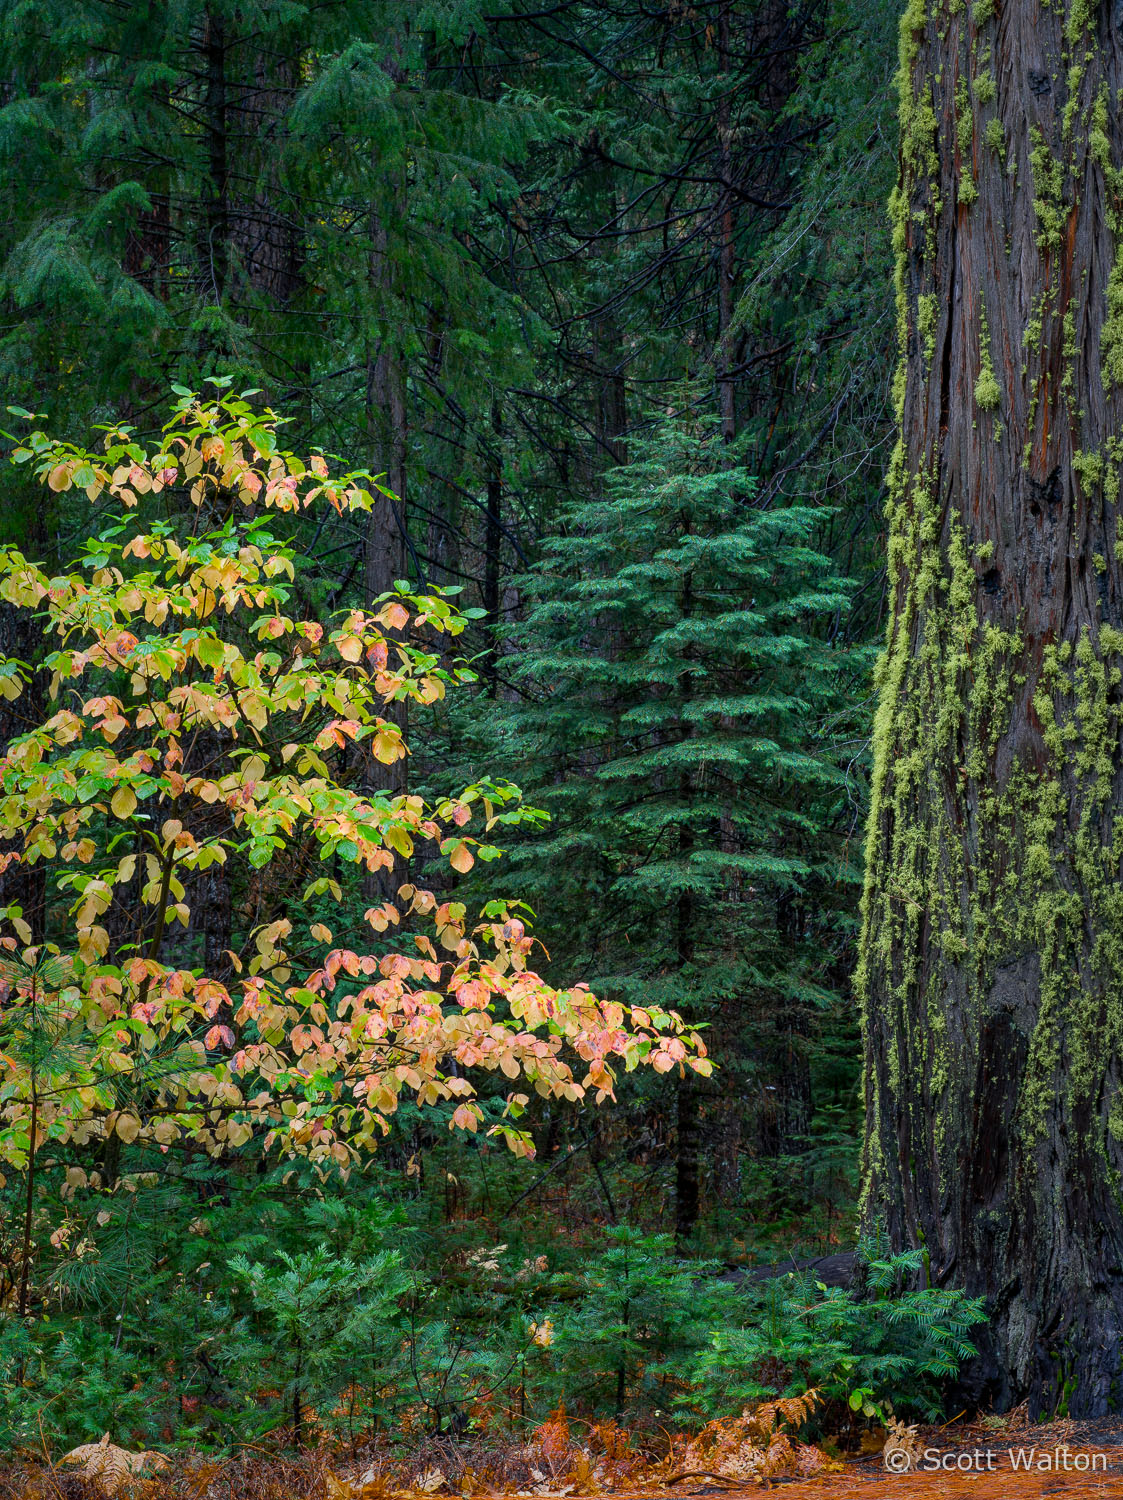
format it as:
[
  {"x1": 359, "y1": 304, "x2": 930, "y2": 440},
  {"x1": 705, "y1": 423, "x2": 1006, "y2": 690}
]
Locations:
[
  {"x1": 682, "y1": 1249, "x2": 986, "y2": 1421},
  {"x1": 0, "y1": 1160, "x2": 985, "y2": 1453}
]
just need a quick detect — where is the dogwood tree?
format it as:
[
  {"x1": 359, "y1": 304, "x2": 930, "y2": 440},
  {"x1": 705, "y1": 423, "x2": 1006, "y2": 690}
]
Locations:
[{"x1": 0, "y1": 386, "x2": 709, "y2": 1189}]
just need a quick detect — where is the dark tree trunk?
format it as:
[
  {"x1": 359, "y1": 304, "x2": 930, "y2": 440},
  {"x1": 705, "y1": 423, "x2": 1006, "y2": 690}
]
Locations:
[
  {"x1": 861, "y1": 0, "x2": 1123, "y2": 1415},
  {"x1": 675, "y1": 549, "x2": 701, "y2": 1244},
  {"x1": 363, "y1": 163, "x2": 410, "y2": 900},
  {"x1": 675, "y1": 1074, "x2": 701, "y2": 1244},
  {"x1": 0, "y1": 602, "x2": 44, "y2": 942},
  {"x1": 716, "y1": 0, "x2": 738, "y2": 445},
  {"x1": 483, "y1": 403, "x2": 502, "y2": 698},
  {"x1": 201, "y1": 7, "x2": 228, "y2": 300}
]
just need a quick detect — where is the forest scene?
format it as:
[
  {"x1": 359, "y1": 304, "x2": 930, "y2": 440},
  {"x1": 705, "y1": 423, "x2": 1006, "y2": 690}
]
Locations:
[{"x1": 5, "y1": 0, "x2": 1123, "y2": 1495}]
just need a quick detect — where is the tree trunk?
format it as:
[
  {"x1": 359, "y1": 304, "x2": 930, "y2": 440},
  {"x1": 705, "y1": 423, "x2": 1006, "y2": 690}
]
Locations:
[
  {"x1": 716, "y1": 0, "x2": 738, "y2": 445},
  {"x1": 0, "y1": 599, "x2": 45, "y2": 942},
  {"x1": 675, "y1": 1073, "x2": 701, "y2": 1245},
  {"x1": 675, "y1": 545, "x2": 701, "y2": 1243},
  {"x1": 483, "y1": 403, "x2": 502, "y2": 698},
  {"x1": 363, "y1": 187, "x2": 409, "y2": 900},
  {"x1": 861, "y1": 0, "x2": 1123, "y2": 1416},
  {"x1": 201, "y1": 7, "x2": 228, "y2": 301}
]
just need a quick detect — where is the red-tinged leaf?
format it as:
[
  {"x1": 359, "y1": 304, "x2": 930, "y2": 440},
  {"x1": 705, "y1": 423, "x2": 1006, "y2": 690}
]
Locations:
[
  {"x1": 380, "y1": 600, "x2": 410, "y2": 632},
  {"x1": 449, "y1": 841, "x2": 474, "y2": 874},
  {"x1": 0, "y1": 389, "x2": 710, "y2": 1179}
]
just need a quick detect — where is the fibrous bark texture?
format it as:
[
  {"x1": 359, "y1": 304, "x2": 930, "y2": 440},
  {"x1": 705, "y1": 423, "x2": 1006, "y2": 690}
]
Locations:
[{"x1": 860, "y1": 0, "x2": 1123, "y2": 1415}]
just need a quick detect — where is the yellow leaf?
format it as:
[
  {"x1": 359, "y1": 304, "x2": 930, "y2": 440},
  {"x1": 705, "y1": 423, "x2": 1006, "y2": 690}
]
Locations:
[
  {"x1": 386, "y1": 826, "x2": 413, "y2": 858},
  {"x1": 110, "y1": 785, "x2": 137, "y2": 819},
  {"x1": 449, "y1": 841, "x2": 474, "y2": 875},
  {"x1": 373, "y1": 729, "x2": 406, "y2": 764}
]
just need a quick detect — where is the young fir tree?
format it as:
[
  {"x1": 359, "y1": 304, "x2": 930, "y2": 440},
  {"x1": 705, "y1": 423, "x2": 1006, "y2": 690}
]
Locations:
[{"x1": 498, "y1": 416, "x2": 864, "y2": 1238}]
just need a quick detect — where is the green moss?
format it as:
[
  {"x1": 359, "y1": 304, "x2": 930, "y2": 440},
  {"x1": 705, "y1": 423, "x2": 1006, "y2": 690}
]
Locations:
[
  {"x1": 974, "y1": 71, "x2": 996, "y2": 106},
  {"x1": 1073, "y1": 448, "x2": 1105, "y2": 493},
  {"x1": 1061, "y1": 308, "x2": 1077, "y2": 400},
  {"x1": 956, "y1": 80, "x2": 974, "y2": 155},
  {"x1": 1065, "y1": 0, "x2": 1095, "y2": 45},
  {"x1": 902, "y1": 87, "x2": 940, "y2": 181},
  {"x1": 1063, "y1": 62, "x2": 1087, "y2": 138},
  {"x1": 973, "y1": 370, "x2": 998, "y2": 412},
  {"x1": 975, "y1": 301, "x2": 1000, "y2": 410},
  {"x1": 1029, "y1": 127, "x2": 1066, "y2": 251},
  {"x1": 861, "y1": 0, "x2": 1123, "y2": 1226},
  {"x1": 1023, "y1": 291, "x2": 1047, "y2": 353},
  {"x1": 898, "y1": 0, "x2": 927, "y2": 75},
  {"x1": 862, "y1": 0, "x2": 1123, "y2": 1224},
  {"x1": 1102, "y1": 256, "x2": 1123, "y2": 386},
  {"x1": 917, "y1": 293, "x2": 938, "y2": 364},
  {"x1": 971, "y1": 0, "x2": 995, "y2": 25}
]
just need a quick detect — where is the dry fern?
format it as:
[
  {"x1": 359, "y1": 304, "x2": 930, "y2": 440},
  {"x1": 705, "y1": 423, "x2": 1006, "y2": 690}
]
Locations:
[
  {"x1": 882, "y1": 1416, "x2": 923, "y2": 1471},
  {"x1": 57, "y1": 1434, "x2": 170, "y2": 1496},
  {"x1": 659, "y1": 1388, "x2": 839, "y2": 1485}
]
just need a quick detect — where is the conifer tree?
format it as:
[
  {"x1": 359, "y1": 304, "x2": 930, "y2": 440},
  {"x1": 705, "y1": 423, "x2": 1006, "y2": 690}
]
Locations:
[
  {"x1": 0, "y1": 1, "x2": 552, "y2": 574},
  {"x1": 498, "y1": 416, "x2": 862, "y2": 1236}
]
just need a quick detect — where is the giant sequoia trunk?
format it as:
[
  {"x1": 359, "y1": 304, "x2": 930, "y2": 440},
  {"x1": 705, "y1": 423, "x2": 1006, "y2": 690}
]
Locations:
[{"x1": 860, "y1": 0, "x2": 1123, "y2": 1416}]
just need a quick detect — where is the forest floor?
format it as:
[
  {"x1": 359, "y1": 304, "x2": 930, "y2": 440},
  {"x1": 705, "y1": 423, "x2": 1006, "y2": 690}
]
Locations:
[
  {"x1": 11, "y1": 1418, "x2": 1123, "y2": 1500},
  {"x1": 685, "y1": 1417, "x2": 1123, "y2": 1498}
]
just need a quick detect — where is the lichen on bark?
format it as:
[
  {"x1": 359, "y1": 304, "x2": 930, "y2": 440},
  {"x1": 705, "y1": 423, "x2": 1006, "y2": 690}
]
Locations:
[{"x1": 862, "y1": 0, "x2": 1123, "y2": 1418}]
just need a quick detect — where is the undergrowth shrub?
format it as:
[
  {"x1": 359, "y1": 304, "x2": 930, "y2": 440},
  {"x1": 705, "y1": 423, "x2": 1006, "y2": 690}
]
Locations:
[
  {"x1": 0, "y1": 1160, "x2": 986, "y2": 1456},
  {"x1": 683, "y1": 1249, "x2": 986, "y2": 1421}
]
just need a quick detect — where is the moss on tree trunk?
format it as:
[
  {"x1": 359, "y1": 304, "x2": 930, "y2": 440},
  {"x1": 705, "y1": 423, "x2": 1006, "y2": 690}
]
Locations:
[{"x1": 861, "y1": 0, "x2": 1123, "y2": 1417}]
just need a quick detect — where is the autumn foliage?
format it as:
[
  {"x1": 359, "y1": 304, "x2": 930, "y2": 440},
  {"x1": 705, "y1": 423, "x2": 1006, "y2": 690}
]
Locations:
[{"x1": 0, "y1": 388, "x2": 709, "y2": 1181}]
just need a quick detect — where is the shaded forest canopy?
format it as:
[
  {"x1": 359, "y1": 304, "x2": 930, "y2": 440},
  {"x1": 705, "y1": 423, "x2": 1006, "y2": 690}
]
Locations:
[{"x1": 0, "y1": 0, "x2": 1001, "y2": 1465}]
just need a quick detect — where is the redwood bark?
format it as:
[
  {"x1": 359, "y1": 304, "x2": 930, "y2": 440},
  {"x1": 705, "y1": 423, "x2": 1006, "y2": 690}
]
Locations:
[{"x1": 862, "y1": 0, "x2": 1123, "y2": 1414}]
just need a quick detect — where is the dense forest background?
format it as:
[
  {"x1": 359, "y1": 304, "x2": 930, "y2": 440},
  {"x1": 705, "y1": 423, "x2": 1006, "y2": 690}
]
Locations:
[{"x1": 0, "y1": 0, "x2": 932, "y2": 1459}]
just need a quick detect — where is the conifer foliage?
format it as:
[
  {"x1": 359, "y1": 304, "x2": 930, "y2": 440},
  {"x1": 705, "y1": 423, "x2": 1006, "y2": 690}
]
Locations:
[{"x1": 500, "y1": 418, "x2": 863, "y2": 1231}]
